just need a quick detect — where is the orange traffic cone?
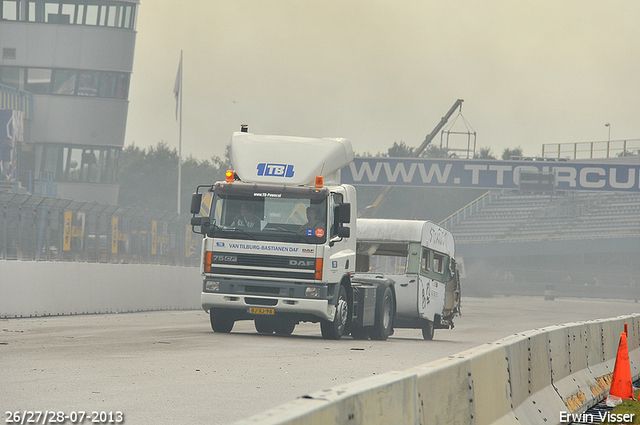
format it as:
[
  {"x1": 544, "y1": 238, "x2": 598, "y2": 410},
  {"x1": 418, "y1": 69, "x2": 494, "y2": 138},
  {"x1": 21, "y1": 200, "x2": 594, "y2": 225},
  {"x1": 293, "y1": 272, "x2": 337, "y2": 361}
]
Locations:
[{"x1": 606, "y1": 332, "x2": 634, "y2": 407}]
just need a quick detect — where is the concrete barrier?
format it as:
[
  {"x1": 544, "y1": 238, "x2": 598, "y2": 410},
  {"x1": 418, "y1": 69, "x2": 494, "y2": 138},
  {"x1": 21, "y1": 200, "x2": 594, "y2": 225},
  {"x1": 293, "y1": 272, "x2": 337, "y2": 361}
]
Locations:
[
  {"x1": 234, "y1": 315, "x2": 640, "y2": 425},
  {"x1": 236, "y1": 371, "x2": 418, "y2": 425},
  {"x1": 1, "y1": 261, "x2": 201, "y2": 317}
]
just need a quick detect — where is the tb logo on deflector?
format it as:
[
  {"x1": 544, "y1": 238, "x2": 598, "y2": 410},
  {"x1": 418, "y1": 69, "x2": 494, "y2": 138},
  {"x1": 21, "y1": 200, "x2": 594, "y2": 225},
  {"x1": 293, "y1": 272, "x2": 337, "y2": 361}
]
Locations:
[{"x1": 257, "y1": 163, "x2": 294, "y2": 178}]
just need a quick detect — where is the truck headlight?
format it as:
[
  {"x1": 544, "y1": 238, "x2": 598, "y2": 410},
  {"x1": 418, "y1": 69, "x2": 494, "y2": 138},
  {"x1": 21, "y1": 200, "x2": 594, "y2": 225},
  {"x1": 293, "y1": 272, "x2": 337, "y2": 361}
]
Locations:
[
  {"x1": 205, "y1": 280, "x2": 220, "y2": 292},
  {"x1": 305, "y1": 287, "x2": 320, "y2": 298}
]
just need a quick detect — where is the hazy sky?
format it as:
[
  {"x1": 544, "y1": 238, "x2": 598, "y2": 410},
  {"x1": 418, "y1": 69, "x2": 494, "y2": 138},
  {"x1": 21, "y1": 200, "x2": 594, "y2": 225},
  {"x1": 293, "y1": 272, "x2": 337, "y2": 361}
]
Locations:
[{"x1": 125, "y1": 1, "x2": 640, "y2": 161}]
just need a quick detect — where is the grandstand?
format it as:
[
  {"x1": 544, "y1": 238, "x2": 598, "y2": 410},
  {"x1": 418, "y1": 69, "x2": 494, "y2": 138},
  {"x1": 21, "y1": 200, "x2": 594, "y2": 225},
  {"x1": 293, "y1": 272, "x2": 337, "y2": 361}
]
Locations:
[
  {"x1": 442, "y1": 190, "x2": 640, "y2": 298},
  {"x1": 443, "y1": 191, "x2": 640, "y2": 242}
]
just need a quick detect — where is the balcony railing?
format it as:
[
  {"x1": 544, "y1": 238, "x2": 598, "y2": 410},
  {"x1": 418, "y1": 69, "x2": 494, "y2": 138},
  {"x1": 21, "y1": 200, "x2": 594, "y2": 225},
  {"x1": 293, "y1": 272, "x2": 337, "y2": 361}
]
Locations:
[{"x1": 0, "y1": 83, "x2": 33, "y2": 120}]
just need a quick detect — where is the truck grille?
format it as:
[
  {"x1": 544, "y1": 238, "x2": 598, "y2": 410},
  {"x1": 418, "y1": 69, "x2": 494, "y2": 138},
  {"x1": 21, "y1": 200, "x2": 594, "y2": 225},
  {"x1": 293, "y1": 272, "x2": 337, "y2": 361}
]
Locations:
[{"x1": 208, "y1": 251, "x2": 316, "y2": 280}]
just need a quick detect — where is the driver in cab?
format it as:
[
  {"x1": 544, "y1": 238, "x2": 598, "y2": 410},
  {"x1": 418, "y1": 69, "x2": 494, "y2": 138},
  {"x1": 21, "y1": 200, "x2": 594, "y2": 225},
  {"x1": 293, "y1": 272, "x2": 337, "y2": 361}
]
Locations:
[{"x1": 231, "y1": 203, "x2": 260, "y2": 228}]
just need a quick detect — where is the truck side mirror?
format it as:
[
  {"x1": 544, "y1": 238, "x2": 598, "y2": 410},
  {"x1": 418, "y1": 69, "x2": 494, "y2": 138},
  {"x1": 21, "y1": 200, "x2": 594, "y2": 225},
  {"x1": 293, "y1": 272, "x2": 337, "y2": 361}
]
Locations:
[
  {"x1": 190, "y1": 193, "x2": 202, "y2": 215},
  {"x1": 336, "y1": 203, "x2": 351, "y2": 224},
  {"x1": 337, "y1": 226, "x2": 350, "y2": 238}
]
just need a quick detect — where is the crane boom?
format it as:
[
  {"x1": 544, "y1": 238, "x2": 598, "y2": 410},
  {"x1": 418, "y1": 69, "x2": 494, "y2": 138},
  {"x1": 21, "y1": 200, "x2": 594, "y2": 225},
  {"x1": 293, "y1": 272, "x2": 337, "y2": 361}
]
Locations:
[
  {"x1": 414, "y1": 99, "x2": 464, "y2": 157},
  {"x1": 360, "y1": 99, "x2": 464, "y2": 218}
]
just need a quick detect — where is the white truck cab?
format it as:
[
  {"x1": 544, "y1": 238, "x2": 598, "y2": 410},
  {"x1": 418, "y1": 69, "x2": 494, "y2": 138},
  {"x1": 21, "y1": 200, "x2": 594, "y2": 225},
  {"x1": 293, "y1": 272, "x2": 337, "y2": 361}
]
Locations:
[{"x1": 190, "y1": 131, "x2": 357, "y2": 339}]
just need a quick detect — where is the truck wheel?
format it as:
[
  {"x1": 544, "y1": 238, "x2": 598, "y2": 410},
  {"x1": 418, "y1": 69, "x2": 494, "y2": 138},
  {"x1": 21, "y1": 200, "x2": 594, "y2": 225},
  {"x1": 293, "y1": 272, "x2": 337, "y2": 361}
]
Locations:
[
  {"x1": 210, "y1": 309, "x2": 234, "y2": 333},
  {"x1": 254, "y1": 318, "x2": 275, "y2": 334},
  {"x1": 422, "y1": 319, "x2": 434, "y2": 340},
  {"x1": 321, "y1": 285, "x2": 349, "y2": 340},
  {"x1": 369, "y1": 285, "x2": 394, "y2": 341},
  {"x1": 274, "y1": 319, "x2": 296, "y2": 336}
]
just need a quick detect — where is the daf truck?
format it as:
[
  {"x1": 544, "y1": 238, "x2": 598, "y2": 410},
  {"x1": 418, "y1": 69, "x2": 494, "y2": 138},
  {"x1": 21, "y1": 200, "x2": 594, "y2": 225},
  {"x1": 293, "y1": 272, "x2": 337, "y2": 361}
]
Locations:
[{"x1": 190, "y1": 130, "x2": 460, "y2": 340}]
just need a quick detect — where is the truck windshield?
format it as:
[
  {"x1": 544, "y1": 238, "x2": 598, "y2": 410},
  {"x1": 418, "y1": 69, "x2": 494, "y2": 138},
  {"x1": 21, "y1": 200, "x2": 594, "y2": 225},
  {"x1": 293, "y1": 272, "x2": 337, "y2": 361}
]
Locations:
[{"x1": 209, "y1": 182, "x2": 329, "y2": 243}]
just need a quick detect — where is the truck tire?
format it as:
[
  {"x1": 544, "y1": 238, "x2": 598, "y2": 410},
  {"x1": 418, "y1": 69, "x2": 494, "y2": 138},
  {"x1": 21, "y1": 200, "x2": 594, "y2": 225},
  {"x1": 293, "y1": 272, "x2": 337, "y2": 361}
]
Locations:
[
  {"x1": 369, "y1": 285, "x2": 394, "y2": 341},
  {"x1": 254, "y1": 318, "x2": 275, "y2": 334},
  {"x1": 321, "y1": 285, "x2": 349, "y2": 340},
  {"x1": 422, "y1": 319, "x2": 434, "y2": 340},
  {"x1": 210, "y1": 309, "x2": 234, "y2": 333},
  {"x1": 274, "y1": 319, "x2": 296, "y2": 336}
]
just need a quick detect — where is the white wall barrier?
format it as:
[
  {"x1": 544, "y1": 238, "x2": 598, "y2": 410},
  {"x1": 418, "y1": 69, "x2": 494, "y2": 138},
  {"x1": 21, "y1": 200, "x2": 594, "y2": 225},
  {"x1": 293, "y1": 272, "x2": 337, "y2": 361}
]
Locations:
[
  {"x1": 1, "y1": 261, "x2": 202, "y2": 318},
  {"x1": 235, "y1": 315, "x2": 640, "y2": 425}
]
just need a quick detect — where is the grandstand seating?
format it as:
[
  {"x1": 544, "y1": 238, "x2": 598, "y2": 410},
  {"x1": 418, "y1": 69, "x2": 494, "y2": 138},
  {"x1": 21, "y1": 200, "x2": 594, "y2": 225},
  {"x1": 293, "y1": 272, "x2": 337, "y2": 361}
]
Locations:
[{"x1": 443, "y1": 191, "x2": 640, "y2": 242}]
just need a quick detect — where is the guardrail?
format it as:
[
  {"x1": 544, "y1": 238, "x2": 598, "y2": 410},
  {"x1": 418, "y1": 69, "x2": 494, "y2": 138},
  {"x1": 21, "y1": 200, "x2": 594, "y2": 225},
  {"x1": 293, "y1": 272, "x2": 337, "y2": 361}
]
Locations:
[
  {"x1": 235, "y1": 314, "x2": 640, "y2": 425},
  {"x1": 0, "y1": 191, "x2": 200, "y2": 266},
  {"x1": 440, "y1": 190, "x2": 496, "y2": 230},
  {"x1": 542, "y1": 139, "x2": 640, "y2": 159}
]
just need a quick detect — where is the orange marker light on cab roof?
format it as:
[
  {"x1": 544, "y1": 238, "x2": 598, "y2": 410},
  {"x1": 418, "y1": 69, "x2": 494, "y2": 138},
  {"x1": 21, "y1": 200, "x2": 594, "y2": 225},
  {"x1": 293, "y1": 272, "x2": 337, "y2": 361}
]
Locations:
[
  {"x1": 315, "y1": 176, "x2": 323, "y2": 188},
  {"x1": 225, "y1": 170, "x2": 235, "y2": 183}
]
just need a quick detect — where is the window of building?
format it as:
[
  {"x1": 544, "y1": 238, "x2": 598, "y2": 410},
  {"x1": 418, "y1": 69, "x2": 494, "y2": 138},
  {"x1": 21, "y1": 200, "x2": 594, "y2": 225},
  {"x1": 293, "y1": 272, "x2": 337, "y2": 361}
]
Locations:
[
  {"x1": 4, "y1": 0, "x2": 137, "y2": 29},
  {"x1": 121, "y1": 4, "x2": 132, "y2": 28},
  {"x1": 60, "y1": 3, "x2": 76, "y2": 24},
  {"x1": 76, "y1": 3, "x2": 84, "y2": 24},
  {"x1": 78, "y1": 71, "x2": 98, "y2": 96},
  {"x1": 98, "y1": 4, "x2": 107, "y2": 26},
  {"x1": 1, "y1": 0, "x2": 19, "y2": 20},
  {"x1": 115, "y1": 73, "x2": 129, "y2": 98},
  {"x1": 84, "y1": 3, "x2": 98, "y2": 25},
  {"x1": 106, "y1": 4, "x2": 116, "y2": 27},
  {"x1": 1, "y1": 66, "x2": 129, "y2": 99},
  {"x1": 97, "y1": 71, "x2": 116, "y2": 98},
  {"x1": 34, "y1": 144, "x2": 62, "y2": 181},
  {"x1": 25, "y1": 68, "x2": 52, "y2": 94},
  {"x1": 30, "y1": 144, "x2": 120, "y2": 184},
  {"x1": 44, "y1": 1, "x2": 60, "y2": 23},
  {"x1": 0, "y1": 66, "x2": 23, "y2": 89},
  {"x1": 52, "y1": 69, "x2": 77, "y2": 95}
]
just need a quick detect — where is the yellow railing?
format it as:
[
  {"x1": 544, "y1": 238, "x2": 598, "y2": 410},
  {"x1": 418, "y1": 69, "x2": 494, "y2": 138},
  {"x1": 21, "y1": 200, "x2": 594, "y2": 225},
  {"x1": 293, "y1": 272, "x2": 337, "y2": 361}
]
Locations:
[{"x1": 0, "y1": 83, "x2": 33, "y2": 120}]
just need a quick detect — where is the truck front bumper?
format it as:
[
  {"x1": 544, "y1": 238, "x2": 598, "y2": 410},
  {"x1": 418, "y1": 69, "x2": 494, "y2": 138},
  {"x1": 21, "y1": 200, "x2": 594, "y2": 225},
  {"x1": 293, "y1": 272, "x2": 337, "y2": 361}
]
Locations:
[{"x1": 201, "y1": 292, "x2": 336, "y2": 322}]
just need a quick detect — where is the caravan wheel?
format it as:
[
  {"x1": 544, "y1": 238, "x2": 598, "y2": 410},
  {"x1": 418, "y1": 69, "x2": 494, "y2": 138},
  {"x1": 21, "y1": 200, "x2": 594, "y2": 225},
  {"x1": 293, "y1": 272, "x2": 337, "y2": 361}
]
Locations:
[{"x1": 421, "y1": 319, "x2": 434, "y2": 340}]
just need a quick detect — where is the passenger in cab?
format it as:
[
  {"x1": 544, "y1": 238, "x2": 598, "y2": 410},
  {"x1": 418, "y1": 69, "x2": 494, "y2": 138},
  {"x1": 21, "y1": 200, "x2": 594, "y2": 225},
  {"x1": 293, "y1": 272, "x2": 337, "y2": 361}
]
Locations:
[{"x1": 299, "y1": 207, "x2": 325, "y2": 236}]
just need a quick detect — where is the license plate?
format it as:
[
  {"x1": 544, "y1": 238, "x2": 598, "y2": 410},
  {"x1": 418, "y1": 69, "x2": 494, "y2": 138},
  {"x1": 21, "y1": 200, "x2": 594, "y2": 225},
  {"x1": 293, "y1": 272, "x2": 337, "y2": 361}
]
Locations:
[{"x1": 247, "y1": 307, "x2": 275, "y2": 315}]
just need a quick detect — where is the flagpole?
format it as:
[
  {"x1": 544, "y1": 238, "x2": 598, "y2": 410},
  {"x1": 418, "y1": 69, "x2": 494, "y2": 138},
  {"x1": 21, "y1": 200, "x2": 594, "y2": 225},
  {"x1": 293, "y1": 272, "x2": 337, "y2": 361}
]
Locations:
[{"x1": 177, "y1": 50, "x2": 183, "y2": 215}]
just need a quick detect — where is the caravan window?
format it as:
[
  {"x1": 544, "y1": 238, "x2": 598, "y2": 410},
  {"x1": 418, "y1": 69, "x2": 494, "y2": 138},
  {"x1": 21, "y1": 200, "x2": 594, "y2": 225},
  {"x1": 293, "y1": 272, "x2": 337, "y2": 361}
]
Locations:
[
  {"x1": 421, "y1": 248, "x2": 450, "y2": 280},
  {"x1": 356, "y1": 242, "x2": 408, "y2": 274},
  {"x1": 421, "y1": 247, "x2": 429, "y2": 273},
  {"x1": 433, "y1": 252, "x2": 444, "y2": 274}
]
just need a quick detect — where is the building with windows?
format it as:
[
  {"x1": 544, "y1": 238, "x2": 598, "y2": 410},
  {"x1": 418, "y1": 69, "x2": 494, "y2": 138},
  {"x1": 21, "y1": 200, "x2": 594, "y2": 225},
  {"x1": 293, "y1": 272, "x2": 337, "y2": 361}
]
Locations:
[{"x1": 0, "y1": 0, "x2": 139, "y2": 204}]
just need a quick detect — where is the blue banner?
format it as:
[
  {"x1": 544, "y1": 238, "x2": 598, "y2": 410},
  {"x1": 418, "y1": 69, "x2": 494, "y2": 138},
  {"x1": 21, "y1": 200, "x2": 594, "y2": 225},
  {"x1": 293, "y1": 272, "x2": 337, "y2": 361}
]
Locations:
[{"x1": 342, "y1": 157, "x2": 640, "y2": 192}]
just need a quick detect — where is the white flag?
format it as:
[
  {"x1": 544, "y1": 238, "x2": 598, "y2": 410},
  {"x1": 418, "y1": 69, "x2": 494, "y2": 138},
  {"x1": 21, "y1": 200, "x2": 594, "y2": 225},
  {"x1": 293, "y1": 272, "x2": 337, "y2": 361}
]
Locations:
[{"x1": 173, "y1": 53, "x2": 182, "y2": 120}]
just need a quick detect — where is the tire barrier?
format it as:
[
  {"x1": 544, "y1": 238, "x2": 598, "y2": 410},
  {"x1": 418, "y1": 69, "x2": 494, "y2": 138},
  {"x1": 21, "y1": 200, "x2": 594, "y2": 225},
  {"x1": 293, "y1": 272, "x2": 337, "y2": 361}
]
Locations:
[
  {"x1": 235, "y1": 314, "x2": 640, "y2": 425},
  {"x1": 1, "y1": 261, "x2": 201, "y2": 318}
]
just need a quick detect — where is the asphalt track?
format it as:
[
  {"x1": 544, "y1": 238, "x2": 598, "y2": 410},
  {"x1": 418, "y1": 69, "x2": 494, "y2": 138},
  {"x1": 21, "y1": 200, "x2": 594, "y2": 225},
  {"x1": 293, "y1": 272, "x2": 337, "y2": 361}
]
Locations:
[{"x1": 2, "y1": 296, "x2": 639, "y2": 425}]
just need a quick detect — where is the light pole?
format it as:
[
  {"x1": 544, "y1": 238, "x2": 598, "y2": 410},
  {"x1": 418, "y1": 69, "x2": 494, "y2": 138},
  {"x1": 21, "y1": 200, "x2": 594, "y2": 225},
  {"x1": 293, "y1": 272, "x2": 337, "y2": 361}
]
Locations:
[{"x1": 605, "y1": 123, "x2": 611, "y2": 142}]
